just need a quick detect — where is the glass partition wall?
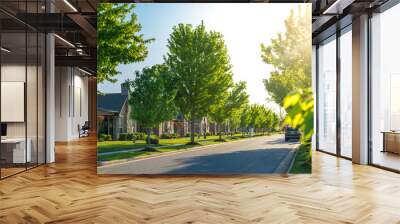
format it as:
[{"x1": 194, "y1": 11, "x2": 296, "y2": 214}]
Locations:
[
  {"x1": 316, "y1": 25, "x2": 352, "y2": 159},
  {"x1": 370, "y1": 3, "x2": 400, "y2": 171},
  {"x1": 317, "y1": 35, "x2": 337, "y2": 155},
  {"x1": 339, "y1": 26, "x2": 352, "y2": 159},
  {"x1": 0, "y1": 6, "x2": 46, "y2": 179}
]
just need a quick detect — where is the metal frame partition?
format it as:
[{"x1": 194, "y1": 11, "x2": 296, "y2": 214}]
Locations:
[
  {"x1": 315, "y1": 0, "x2": 400, "y2": 173},
  {"x1": 0, "y1": 1, "x2": 47, "y2": 180},
  {"x1": 367, "y1": 0, "x2": 400, "y2": 173},
  {"x1": 315, "y1": 20, "x2": 353, "y2": 161}
]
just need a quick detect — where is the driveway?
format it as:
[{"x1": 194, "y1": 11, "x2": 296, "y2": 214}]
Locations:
[{"x1": 98, "y1": 134, "x2": 299, "y2": 175}]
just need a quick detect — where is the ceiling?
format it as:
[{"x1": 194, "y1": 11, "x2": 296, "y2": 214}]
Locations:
[
  {"x1": 312, "y1": 0, "x2": 390, "y2": 43},
  {"x1": 0, "y1": 0, "x2": 98, "y2": 74}
]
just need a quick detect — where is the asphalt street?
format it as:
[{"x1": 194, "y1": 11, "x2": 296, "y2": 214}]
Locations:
[{"x1": 98, "y1": 134, "x2": 299, "y2": 175}]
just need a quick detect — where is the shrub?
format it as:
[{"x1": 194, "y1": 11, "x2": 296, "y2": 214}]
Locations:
[
  {"x1": 99, "y1": 133, "x2": 112, "y2": 141},
  {"x1": 98, "y1": 138, "x2": 104, "y2": 142},
  {"x1": 149, "y1": 134, "x2": 159, "y2": 144},
  {"x1": 160, "y1": 133, "x2": 170, "y2": 139},
  {"x1": 134, "y1": 132, "x2": 146, "y2": 140},
  {"x1": 185, "y1": 133, "x2": 190, "y2": 137},
  {"x1": 105, "y1": 134, "x2": 112, "y2": 141},
  {"x1": 127, "y1": 133, "x2": 134, "y2": 141},
  {"x1": 119, "y1": 133, "x2": 128, "y2": 141}
]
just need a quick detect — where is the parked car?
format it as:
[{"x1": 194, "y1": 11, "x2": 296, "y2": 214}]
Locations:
[{"x1": 284, "y1": 126, "x2": 300, "y2": 142}]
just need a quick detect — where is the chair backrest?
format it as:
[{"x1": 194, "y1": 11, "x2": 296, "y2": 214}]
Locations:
[{"x1": 83, "y1": 121, "x2": 90, "y2": 128}]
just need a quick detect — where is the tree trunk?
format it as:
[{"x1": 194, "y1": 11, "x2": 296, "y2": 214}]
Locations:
[
  {"x1": 218, "y1": 123, "x2": 222, "y2": 141},
  {"x1": 146, "y1": 128, "x2": 151, "y2": 145},
  {"x1": 203, "y1": 117, "x2": 207, "y2": 139},
  {"x1": 190, "y1": 118, "x2": 195, "y2": 144}
]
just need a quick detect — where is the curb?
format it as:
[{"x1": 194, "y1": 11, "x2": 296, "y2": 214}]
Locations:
[
  {"x1": 273, "y1": 147, "x2": 297, "y2": 174},
  {"x1": 287, "y1": 145, "x2": 300, "y2": 173}
]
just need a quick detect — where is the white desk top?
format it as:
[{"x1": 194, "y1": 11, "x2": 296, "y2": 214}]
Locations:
[{"x1": 1, "y1": 138, "x2": 29, "y2": 143}]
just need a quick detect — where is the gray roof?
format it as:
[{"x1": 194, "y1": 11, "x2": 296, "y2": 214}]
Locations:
[{"x1": 97, "y1": 93, "x2": 127, "y2": 113}]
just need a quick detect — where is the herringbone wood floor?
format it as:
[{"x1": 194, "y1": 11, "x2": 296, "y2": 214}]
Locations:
[{"x1": 1, "y1": 136, "x2": 400, "y2": 224}]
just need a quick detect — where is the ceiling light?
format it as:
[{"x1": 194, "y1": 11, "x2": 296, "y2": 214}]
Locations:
[
  {"x1": 1, "y1": 47, "x2": 11, "y2": 53},
  {"x1": 78, "y1": 67, "x2": 92, "y2": 76},
  {"x1": 322, "y1": 0, "x2": 355, "y2": 15},
  {"x1": 54, "y1": 34, "x2": 75, "y2": 48},
  {"x1": 63, "y1": 0, "x2": 78, "y2": 12}
]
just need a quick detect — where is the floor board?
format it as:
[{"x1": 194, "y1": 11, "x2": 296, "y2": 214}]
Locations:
[{"x1": 0, "y1": 135, "x2": 399, "y2": 223}]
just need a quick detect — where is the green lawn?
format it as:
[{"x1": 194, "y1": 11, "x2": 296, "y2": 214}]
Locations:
[
  {"x1": 289, "y1": 143, "x2": 311, "y2": 174},
  {"x1": 97, "y1": 143, "x2": 216, "y2": 161},
  {"x1": 97, "y1": 133, "x2": 272, "y2": 162},
  {"x1": 97, "y1": 135, "x2": 222, "y2": 153}
]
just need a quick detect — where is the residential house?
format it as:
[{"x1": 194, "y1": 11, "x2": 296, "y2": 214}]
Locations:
[{"x1": 97, "y1": 84, "x2": 136, "y2": 140}]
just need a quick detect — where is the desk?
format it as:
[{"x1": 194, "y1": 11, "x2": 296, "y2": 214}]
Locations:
[
  {"x1": 382, "y1": 131, "x2": 400, "y2": 154},
  {"x1": 1, "y1": 138, "x2": 31, "y2": 164}
]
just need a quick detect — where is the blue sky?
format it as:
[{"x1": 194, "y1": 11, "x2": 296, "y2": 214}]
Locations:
[{"x1": 98, "y1": 3, "x2": 307, "y2": 111}]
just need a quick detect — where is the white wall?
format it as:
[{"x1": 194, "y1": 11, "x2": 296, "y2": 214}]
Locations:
[{"x1": 55, "y1": 67, "x2": 89, "y2": 141}]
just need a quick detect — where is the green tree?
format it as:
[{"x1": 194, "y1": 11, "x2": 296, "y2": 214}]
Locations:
[
  {"x1": 283, "y1": 88, "x2": 314, "y2": 141},
  {"x1": 270, "y1": 112, "x2": 280, "y2": 131},
  {"x1": 229, "y1": 107, "x2": 244, "y2": 136},
  {"x1": 249, "y1": 104, "x2": 262, "y2": 133},
  {"x1": 209, "y1": 81, "x2": 249, "y2": 140},
  {"x1": 261, "y1": 5, "x2": 311, "y2": 106},
  {"x1": 165, "y1": 22, "x2": 233, "y2": 144},
  {"x1": 126, "y1": 65, "x2": 176, "y2": 144},
  {"x1": 97, "y1": 3, "x2": 154, "y2": 83},
  {"x1": 240, "y1": 104, "x2": 252, "y2": 135},
  {"x1": 259, "y1": 107, "x2": 272, "y2": 134}
]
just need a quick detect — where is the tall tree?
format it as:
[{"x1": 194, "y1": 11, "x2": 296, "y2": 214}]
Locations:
[
  {"x1": 259, "y1": 106, "x2": 271, "y2": 134},
  {"x1": 249, "y1": 104, "x2": 262, "y2": 133},
  {"x1": 240, "y1": 104, "x2": 252, "y2": 135},
  {"x1": 126, "y1": 65, "x2": 176, "y2": 144},
  {"x1": 209, "y1": 81, "x2": 249, "y2": 140},
  {"x1": 229, "y1": 107, "x2": 244, "y2": 136},
  {"x1": 260, "y1": 5, "x2": 311, "y2": 107},
  {"x1": 97, "y1": 3, "x2": 153, "y2": 83},
  {"x1": 165, "y1": 22, "x2": 233, "y2": 144},
  {"x1": 270, "y1": 112, "x2": 280, "y2": 131}
]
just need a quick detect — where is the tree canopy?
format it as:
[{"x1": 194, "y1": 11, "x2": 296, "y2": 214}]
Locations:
[
  {"x1": 283, "y1": 88, "x2": 314, "y2": 141},
  {"x1": 97, "y1": 3, "x2": 153, "y2": 83},
  {"x1": 126, "y1": 64, "x2": 176, "y2": 143},
  {"x1": 209, "y1": 81, "x2": 249, "y2": 140},
  {"x1": 164, "y1": 21, "x2": 233, "y2": 144},
  {"x1": 261, "y1": 5, "x2": 311, "y2": 107}
]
